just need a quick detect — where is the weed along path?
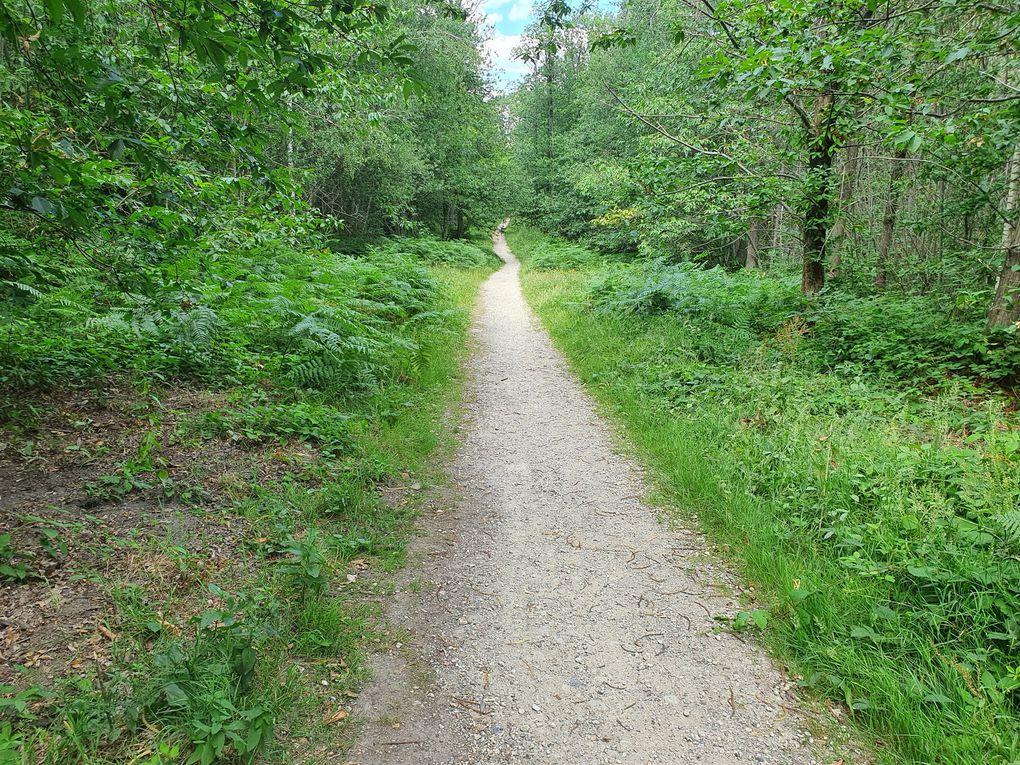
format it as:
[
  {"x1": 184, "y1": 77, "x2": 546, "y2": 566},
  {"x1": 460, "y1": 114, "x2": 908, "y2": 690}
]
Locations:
[{"x1": 349, "y1": 231, "x2": 824, "y2": 765}]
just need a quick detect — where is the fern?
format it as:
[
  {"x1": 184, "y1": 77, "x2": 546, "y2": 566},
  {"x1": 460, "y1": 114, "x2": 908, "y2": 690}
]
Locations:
[
  {"x1": 4, "y1": 281, "x2": 44, "y2": 299},
  {"x1": 996, "y1": 511, "x2": 1020, "y2": 546},
  {"x1": 288, "y1": 357, "x2": 345, "y2": 389},
  {"x1": 169, "y1": 305, "x2": 222, "y2": 348}
]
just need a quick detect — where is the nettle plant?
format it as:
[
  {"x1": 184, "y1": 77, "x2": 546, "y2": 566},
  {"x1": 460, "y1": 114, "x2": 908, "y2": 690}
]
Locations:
[
  {"x1": 277, "y1": 529, "x2": 330, "y2": 593},
  {"x1": 164, "y1": 586, "x2": 279, "y2": 765}
]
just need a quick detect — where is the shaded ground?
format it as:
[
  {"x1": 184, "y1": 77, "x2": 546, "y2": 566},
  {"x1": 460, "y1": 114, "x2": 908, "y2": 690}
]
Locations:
[
  {"x1": 0, "y1": 386, "x2": 297, "y2": 692},
  {"x1": 349, "y1": 232, "x2": 842, "y2": 764}
]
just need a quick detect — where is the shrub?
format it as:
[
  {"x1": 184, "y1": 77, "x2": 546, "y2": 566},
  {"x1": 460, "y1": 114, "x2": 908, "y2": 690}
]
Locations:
[
  {"x1": 805, "y1": 293, "x2": 1020, "y2": 385},
  {"x1": 0, "y1": 224, "x2": 467, "y2": 396}
]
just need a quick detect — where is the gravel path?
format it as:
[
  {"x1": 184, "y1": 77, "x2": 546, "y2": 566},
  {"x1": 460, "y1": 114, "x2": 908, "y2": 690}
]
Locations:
[{"x1": 347, "y1": 232, "x2": 823, "y2": 765}]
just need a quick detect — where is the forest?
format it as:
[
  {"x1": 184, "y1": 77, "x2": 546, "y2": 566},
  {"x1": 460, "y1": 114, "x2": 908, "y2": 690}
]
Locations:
[{"x1": 0, "y1": 0, "x2": 1018, "y2": 762}]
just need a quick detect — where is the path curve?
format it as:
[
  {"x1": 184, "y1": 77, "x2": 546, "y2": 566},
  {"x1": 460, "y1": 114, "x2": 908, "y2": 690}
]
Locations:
[{"x1": 348, "y1": 232, "x2": 822, "y2": 764}]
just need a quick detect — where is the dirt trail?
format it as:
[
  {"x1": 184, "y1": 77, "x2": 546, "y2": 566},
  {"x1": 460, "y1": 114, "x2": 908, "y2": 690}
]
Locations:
[{"x1": 348, "y1": 232, "x2": 823, "y2": 764}]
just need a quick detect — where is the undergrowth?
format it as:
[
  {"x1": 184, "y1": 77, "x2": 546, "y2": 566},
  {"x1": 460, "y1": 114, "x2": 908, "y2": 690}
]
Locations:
[
  {"x1": 371, "y1": 237, "x2": 502, "y2": 269},
  {"x1": 510, "y1": 224, "x2": 1020, "y2": 765},
  {"x1": 0, "y1": 218, "x2": 494, "y2": 763}
]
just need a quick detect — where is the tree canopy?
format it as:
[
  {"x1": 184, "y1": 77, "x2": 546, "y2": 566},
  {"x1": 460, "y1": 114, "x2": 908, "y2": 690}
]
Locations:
[{"x1": 509, "y1": 0, "x2": 1020, "y2": 321}]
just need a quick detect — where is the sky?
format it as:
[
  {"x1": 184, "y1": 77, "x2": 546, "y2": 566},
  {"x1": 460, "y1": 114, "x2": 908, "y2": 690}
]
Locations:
[{"x1": 475, "y1": 0, "x2": 537, "y2": 88}]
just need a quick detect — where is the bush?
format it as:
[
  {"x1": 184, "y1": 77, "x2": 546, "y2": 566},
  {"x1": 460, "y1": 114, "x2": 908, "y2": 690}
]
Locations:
[
  {"x1": 0, "y1": 222, "x2": 470, "y2": 396},
  {"x1": 572, "y1": 256, "x2": 1020, "y2": 388}
]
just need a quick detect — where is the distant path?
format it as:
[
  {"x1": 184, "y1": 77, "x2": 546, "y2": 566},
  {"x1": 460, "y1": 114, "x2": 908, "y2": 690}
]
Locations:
[{"x1": 349, "y1": 230, "x2": 822, "y2": 764}]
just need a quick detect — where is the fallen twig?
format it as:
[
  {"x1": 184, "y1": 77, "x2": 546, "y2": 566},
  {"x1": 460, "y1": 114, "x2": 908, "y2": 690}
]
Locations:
[{"x1": 633, "y1": 632, "x2": 664, "y2": 646}]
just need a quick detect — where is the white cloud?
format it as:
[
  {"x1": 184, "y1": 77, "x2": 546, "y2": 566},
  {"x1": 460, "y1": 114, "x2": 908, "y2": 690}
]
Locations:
[
  {"x1": 476, "y1": 0, "x2": 510, "y2": 15},
  {"x1": 483, "y1": 31, "x2": 529, "y2": 85},
  {"x1": 507, "y1": 0, "x2": 532, "y2": 21},
  {"x1": 470, "y1": 0, "x2": 535, "y2": 88}
]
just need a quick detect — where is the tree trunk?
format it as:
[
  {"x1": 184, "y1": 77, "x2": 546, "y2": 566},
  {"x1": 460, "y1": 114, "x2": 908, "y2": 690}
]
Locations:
[
  {"x1": 455, "y1": 208, "x2": 465, "y2": 239},
  {"x1": 771, "y1": 204, "x2": 783, "y2": 257},
  {"x1": 988, "y1": 145, "x2": 1020, "y2": 327},
  {"x1": 827, "y1": 143, "x2": 860, "y2": 276},
  {"x1": 745, "y1": 220, "x2": 760, "y2": 269},
  {"x1": 874, "y1": 148, "x2": 908, "y2": 289},
  {"x1": 545, "y1": 45, "x2": 555, "y2": 163},
  {"x1": 801, "y1": 94, "x2": 837, "y2": 295}
]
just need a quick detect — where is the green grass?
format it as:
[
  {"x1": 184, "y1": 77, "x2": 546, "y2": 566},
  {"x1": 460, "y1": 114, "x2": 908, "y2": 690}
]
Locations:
[{"x1": 509, "y1": 225, "x2": 1020, "y2": 765}]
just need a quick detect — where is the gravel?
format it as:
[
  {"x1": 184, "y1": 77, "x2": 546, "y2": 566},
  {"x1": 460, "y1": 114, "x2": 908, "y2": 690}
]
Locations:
[{"x1": 347, "y1": 231, "x2": 827, "y2": 765}]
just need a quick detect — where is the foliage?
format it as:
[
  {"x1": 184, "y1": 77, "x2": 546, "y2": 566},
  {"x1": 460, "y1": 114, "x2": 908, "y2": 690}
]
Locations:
[
  {"x1": 0, "y1": 0, "x2": 511, "y2": 395},
  {"x1": 527, "y1": 241, "x2": 601, "y2": 271},
  {"x1": 296, "y1": 6, "x2": 513, "y2": 237},
  {"x1": 509, "y1": 0, "x2": 1020, "y2": 315},
  {"x1": 806, "y1": 294, "x2": 1020, "y2": 385},
  {"x1": 0, "y1": 216, "x2": 471, "y2": 396},
  {"x1": 0, "y1": 0, "x2": 415, "y2": 273},
  {"x1": 0, "y1": 533, "x2": 36, "y2": 581},
  {"x1": 372, "y1": 237, "x2": 502, "y2": 268},
  {"x1": 587, "y1": 260, "x2": 806, "y2": 334},
  {"x1": 573, "y1": 255, "x2": 1020, "y2": 386},
  {"x1": 276, "y1": 530, "x2": 330, "y2": 592}
]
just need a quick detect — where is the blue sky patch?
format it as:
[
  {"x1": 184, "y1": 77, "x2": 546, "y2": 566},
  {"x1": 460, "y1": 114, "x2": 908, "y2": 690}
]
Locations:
[{"x1": 478, "y1": 0, "x2": 536, "y2": 87}]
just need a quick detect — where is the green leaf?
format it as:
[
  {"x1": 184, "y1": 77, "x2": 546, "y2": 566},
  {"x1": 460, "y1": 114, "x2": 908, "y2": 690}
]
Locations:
[
  {"x1": 874, "y1": 604, "x2": 897, "y2": 620},
  {"x1": 850, "y1": 625, "x2": 889, "y2": 644},
  {"x1": 162, "y1": 682, "x2": 188, "y2": 707},
  {"x1": 945, "y1": 47, "x2": 970, "y2": 64},
  {"x1": 66, "y1": 0, "x2": 85, "y2": 23},
  {"x1": 907, "y1": 565, "x2": 934, "y2": 579},
  {"x1": 30, "y1": 197, "x2": 55, "y2": 216},
  {"x1": 789, "y1": 587, "x2": 812, "y2": 603},
  {"x1": 44, "y1": 0, "x2": 64, "y2": 23}
]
